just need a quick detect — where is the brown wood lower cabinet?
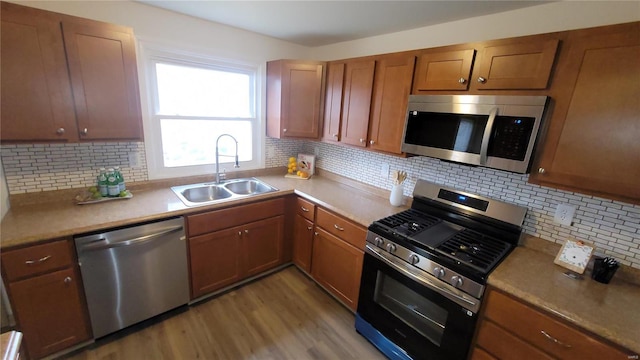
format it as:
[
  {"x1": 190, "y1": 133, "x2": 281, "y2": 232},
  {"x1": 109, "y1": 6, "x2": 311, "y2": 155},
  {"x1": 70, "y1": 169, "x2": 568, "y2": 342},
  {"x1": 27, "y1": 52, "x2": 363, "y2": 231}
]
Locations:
[
  {"x1": 1, "y1": 239, "x2": 91, "y2": 359},
  {"x1": 311, "y1": 227, "x2": 364, "y2": 312},
  {"x1": 472, "y1": 288, "x2": 633, "y2": 360},
  {"x1": 292, "y1": 214, "x2": 314, "y2": 273},
  {"x1": 187, "y1": 198, "x2": 286, "y2": 299}
]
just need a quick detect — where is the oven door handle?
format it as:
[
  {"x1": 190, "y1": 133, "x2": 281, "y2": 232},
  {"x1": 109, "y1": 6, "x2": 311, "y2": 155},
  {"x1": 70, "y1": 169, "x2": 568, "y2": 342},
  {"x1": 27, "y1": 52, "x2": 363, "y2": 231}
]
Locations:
[{"x1": 365, "y1": 244, "x2": 479, "y2": 312}]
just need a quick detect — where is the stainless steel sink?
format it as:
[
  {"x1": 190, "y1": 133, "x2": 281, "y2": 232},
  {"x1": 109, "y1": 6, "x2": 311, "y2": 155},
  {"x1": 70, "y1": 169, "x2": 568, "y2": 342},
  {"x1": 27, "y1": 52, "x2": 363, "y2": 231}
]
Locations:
[{"x1": 171, "y1": 178, "x2": 278, "y2": 207}]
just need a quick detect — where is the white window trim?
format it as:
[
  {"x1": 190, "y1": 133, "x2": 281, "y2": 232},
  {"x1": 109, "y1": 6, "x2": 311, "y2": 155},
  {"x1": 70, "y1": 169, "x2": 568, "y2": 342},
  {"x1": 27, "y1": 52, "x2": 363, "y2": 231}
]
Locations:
[{"x1": 137, "y1": 40, "x2": 265, "y2": 180}]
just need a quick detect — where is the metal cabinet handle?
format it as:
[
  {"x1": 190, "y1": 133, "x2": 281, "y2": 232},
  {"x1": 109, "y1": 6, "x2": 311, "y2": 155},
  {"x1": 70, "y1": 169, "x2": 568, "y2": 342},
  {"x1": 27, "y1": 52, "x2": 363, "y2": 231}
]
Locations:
[
  {"x1": 80, "y1": 128, "x2": 88, "y2": 135},
  {"x1": 359, "y1": 138, "x2": 365, "y2": 143},
  {"x1": 25, "y1": 255, "x2": 51, "y2": 265},
  {"x1": 64, "y1": 276, "x2": 72, "y2": 284},
  {"x1": 540, "y1": 330, "x2": 572, "y2": 348},
  {"x1": 307, "y1": 226, "x2": 313, "y2": 231},
  {"x1": 244, "y1": 229, "x2": 249, "y2": 234},
  {"x1": 301, "y1": 206, "x2": 309, "y2": 212},
  {"x1": 369, "y1": 140, "x2": 375, "y2": 145},
  {"x1": 283, "y1": 128, "x2": 288, "y2": 133},
  {"x1": 238, "y1": 231, "x2": 242, "y2": 236},
  {"x1": 314, "y1": 232, "x2": 319, "y2": 236},
  {"x1": 458, "y1": 78, "x2": 466, "y2": 84},
  {"x1": 477, "y1": 76, "x2": 487, "y2": 83},
  {"x1": 332, "y1": 134, "x2": 338, "y2": 139},
  {"x1": 538, "y1": 167, "x2": 546, "y2": 174},
  {"x1": 334, "y1": 224, "x2": 344, "y2": 231},
  {"x1": 56, "y1": 128, "x2": 65, "y2": 135}
]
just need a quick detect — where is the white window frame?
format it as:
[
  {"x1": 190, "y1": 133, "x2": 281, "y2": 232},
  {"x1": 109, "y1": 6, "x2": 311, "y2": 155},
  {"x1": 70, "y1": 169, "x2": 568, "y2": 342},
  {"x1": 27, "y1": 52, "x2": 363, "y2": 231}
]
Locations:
[{"x1": 138, "y1": 41, "x2": 264, "y2": 180}]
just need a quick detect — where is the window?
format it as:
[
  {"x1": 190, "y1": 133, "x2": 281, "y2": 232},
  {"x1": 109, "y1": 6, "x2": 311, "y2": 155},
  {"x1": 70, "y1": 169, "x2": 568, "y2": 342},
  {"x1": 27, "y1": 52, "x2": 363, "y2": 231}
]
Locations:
[{"x1": 141, "y1": 44, "x2": 262, "y2": 179}]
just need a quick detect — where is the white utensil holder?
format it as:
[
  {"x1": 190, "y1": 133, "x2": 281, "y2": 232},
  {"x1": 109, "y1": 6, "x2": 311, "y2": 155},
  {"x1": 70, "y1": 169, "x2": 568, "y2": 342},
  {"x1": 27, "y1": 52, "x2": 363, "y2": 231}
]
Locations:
[{"x1": 390, "y1": 183, "x2": 404, "y2": 206}]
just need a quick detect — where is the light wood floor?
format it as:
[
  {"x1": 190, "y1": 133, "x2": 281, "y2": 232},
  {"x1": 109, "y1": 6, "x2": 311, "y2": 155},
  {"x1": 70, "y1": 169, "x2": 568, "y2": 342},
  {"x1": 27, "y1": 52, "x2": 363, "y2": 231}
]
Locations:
[{"x1": 62, "y1": 266, "x2": 385, "y2": 360}]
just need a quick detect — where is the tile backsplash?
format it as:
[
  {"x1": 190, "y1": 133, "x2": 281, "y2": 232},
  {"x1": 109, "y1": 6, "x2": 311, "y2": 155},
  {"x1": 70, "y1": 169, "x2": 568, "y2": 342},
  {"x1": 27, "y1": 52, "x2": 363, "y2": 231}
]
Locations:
[{"x1": 2, "y1": 139, "x2": 638, "y2": 269}]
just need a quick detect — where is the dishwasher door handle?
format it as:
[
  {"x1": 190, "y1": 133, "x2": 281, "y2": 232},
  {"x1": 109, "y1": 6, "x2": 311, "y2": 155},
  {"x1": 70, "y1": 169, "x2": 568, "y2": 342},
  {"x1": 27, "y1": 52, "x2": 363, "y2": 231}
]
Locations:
[{"x1": 79, "y1": 226, "x2": 184, "y2": 252}]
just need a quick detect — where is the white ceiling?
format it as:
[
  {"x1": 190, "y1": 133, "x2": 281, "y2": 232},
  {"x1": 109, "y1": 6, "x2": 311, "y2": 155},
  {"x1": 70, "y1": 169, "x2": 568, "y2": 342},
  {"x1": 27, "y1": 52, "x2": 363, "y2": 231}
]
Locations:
[{"x1": 137, "y1": 1, "x2": 553, "y2": 47}]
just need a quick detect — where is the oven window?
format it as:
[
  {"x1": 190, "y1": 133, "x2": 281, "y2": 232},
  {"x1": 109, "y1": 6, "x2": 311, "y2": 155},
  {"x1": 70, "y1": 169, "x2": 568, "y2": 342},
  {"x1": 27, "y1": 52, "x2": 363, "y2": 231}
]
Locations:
[
  {"x1": 404, "y1": 112, "x2": 488, "y2": 154},
  {"x1": 373, "y1": 270, "x2": 448, "y2": 346}
]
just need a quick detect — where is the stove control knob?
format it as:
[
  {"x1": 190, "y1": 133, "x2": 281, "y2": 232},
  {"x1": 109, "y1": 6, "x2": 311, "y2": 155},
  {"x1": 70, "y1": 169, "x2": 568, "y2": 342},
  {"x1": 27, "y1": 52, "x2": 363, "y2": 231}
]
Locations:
[
  {"x1": 374, "y1": 237, "x2": 384, "y2": 247},
  {"x1": 451, "y1": 275, "x2": 463, "y2": 288},
  {"x1": 386, "y1": 243, "x2": 397, "y2": 253},
  {"x1": 433, "y1": 267, "x2": 445, "y2": 279},
  {"x1": 409, "y1": 254, "x2": 420, "y2": 265}
]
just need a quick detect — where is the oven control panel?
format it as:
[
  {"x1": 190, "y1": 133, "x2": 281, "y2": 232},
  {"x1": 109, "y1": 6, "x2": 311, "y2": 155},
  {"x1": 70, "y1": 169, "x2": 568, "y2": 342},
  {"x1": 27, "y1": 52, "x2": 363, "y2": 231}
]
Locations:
[{"x1": 366, "y1": 232, "x2": 485, "y2": 299}]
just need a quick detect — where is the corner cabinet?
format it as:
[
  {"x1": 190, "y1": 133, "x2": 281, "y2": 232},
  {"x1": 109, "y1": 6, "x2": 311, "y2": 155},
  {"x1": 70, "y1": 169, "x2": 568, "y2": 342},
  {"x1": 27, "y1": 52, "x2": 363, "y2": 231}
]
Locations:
[
  {"x1": 186, "y1": 198, "x2": 285, "y2": 299},
  {"x1": 472, "y1": 288, "x2": 634, "y2": 360},
  {"x1": 1, "y1": 239, "x2": 91, "y2": 359},
  {"x1": 266, "y1": 60, "x2": 326, "y2": 139},
  {"x1": 529, "y1": 22, "x2": 640, "y2": 203},
  {"x1": 0, "y1": 2, "x2": 143, "y2": 143},
  {"x1": 292, "y1": 197, "x2": 316, "y2": 273}
]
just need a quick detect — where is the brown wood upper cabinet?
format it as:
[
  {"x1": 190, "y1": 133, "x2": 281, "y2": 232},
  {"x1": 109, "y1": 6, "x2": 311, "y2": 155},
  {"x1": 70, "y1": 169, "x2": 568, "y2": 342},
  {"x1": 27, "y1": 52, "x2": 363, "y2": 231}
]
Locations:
[
  {"x1": 1, "y1": 239, "x2": 92, "y2": 359},
  {"x1": 0, "y1": 2, "x2": 143, "y2": 143},
  {"x1": 472, "y1": 39, "x2": 559, "y2": 90},
  {"x1": 323, "y1": 54, "x2": 415, "y2": 155},
  {"x1": 266, "y1": 60, "x2": 325, "y2": 139},
  {"x1": 413, "y1": 49, "x2": 476, "y2": 91},
  {"x1": 412, "y1": 37, "x2": 558, "y2": 93},
  {"x1": 529, "y1": 22, "x2": 640, "y2": 204}
]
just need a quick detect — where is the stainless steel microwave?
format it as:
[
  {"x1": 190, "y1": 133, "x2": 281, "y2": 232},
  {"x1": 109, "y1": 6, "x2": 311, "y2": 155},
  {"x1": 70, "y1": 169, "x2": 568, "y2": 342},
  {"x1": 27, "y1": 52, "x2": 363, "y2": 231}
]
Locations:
[{"x1": 401, "y1": 95, "x2": 549, "y2": 173}]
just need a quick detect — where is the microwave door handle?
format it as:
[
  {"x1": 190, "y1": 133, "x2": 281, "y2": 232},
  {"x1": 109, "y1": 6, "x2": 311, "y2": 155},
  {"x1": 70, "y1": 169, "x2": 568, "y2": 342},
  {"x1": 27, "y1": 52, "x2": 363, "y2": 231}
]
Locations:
[{"x1": 479, "y1": 107, "x2": 498, "y2": 165}]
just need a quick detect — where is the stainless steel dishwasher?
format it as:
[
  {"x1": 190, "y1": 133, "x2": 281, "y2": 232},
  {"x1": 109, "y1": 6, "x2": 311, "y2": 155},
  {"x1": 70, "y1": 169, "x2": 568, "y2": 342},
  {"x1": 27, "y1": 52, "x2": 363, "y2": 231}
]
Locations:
[{"x1": 75, "y1": 217, "x2": 189, "y2": 339}]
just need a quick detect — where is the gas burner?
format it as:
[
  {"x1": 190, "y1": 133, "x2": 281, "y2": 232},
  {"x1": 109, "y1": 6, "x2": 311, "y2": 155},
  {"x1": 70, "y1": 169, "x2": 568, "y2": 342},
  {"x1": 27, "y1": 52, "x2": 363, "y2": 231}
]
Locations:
[
  {"x1": 458, "y1": 244, "x2": 481, "y2": 255},
  {"x1": 375, "y1": 209, "x2": 440, "y2": 237},
  {"x1": 437, "y1": 229, "x2": 511, "y2": 273}
]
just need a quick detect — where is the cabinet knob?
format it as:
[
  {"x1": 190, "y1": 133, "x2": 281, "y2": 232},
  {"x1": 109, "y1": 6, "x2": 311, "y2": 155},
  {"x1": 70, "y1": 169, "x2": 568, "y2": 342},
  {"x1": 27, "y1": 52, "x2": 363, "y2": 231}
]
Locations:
[
  {"x1": 359, "y1": 138, "x2": 365, "y2": 143},
  {"x1": 307, "y1": 226, "x2": 313, "y2": 231},
  {"x1": 332, "y1": 134, "x2": 338, "y2": 139},
  {"x1": 477, "y1": 77, "x2": 487, "y2": 84},
  {"x1": 283, "y1": 128, "x2": 288, "y2": 133},
  {"x1": 538, "y1": 167, "x2": 546, "y2": 174},
  {"x1": 244, "y1": 229, "x2": 249, "y2": 234},
  {"x1": 369, "y1": 140, "x2": 375, "y2": 145},
  {"x1": 238, "y1": 231, "x2": 242, "y2": 236},
  {"x1": 314, "y1": 232, "x2": 319, "y2": 236},
  {"x1": 56, "y1": 128, "x2": 65, "y2": 135},
  {"x1": 81, "y1": 128, "x2": 88, "y2": 135},
  {"x1": 64, "y1": 276, "x2": 72, "y2": 284},
  {"x1": 458, "y1": 78, "x2": 466, "y2": 84}
]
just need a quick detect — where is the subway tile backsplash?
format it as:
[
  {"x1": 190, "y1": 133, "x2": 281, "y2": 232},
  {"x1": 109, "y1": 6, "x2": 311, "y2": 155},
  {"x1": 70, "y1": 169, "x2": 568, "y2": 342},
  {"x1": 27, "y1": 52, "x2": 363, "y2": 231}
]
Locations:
[{"x1": 1, "y1": 139, "x2": 638, "y2": 269}]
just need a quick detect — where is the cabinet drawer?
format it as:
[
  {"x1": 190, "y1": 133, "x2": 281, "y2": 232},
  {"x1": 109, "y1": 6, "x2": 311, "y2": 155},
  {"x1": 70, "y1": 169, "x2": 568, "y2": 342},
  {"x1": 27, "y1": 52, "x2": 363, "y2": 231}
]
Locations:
[
  {"x1": 484, "y1": 289, "x2": 629, "y2": 360},
  {"x1": 1, "y1": 239, "x2": 74, "y2": 281},
  {"x1": 316, "y1": 208, "x2": 366, "y2": 249},
  {"x1": 476, "y1": 319, "x2": 553, "y2": 360},
  {"x1": 187, "y1": 197, "x2": 285, "y2": 236},
  {"x1": 296, "y1": 197, "x2": 316, "y2": 221}
]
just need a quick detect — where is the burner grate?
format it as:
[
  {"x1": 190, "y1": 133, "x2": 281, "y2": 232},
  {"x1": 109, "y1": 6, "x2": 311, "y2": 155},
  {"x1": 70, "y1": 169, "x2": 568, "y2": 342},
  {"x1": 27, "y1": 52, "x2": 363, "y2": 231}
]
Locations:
[
  {"x1": 376, "y1": 209, "x2": 440, "y2": 236},
  {"x1": 437, "y1": 229, "x2": 511, "y2": 272}
]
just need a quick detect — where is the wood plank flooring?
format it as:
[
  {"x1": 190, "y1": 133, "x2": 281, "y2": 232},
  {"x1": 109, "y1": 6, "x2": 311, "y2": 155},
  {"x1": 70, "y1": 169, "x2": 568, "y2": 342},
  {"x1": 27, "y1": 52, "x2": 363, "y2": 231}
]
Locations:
[{"x1": 62, "y1": 266, "x2": 385, "y2": 360}]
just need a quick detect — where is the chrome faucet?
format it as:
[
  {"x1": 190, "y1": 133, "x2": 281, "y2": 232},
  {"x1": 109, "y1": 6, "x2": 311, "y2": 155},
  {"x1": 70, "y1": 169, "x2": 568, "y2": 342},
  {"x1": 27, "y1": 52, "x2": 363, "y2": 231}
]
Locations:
[{"x1": 215, "y1": 134, "x2": 240, "y2": 184}]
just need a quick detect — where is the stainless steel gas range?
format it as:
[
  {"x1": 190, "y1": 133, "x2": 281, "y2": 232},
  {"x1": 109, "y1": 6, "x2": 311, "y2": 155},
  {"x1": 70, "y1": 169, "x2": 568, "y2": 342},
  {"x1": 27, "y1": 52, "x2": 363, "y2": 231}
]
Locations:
[{"x1": 356, "y1": 179, "x2": 527, "y2": 360}]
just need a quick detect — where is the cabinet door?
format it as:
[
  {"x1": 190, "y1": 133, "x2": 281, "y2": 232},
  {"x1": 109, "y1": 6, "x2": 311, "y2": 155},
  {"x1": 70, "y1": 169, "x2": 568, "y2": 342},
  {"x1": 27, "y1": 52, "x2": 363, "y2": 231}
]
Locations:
[
  {"x1": 189, "y1": 227, "x2": 243, "y2": 298},
  {"x1": 340, "y1": 60, "x2": 375, "y2": 147},
  {"x1": 0, "y1": 2, "x2": 77, "y2": 142},
  {"x1": 412, "y1": 49, "x2": 475, "y2": 91},
  {"x1": 267, "y1": 60, "x2": 325, "y2": 139},
  {"x1": 243, "y1": 216, "x2": 285, "y2": 277},
  {"x1": 9, "y1": 268, "x2": 91, "y2": 359},
  {"x1": 368, "y1": 54, "x2": 415, "y2": 154},
  {"x1": 292, "y1": 214, "x2": 314, "y2": 273},
  {"x1": 62, "y1": 20, "x2": 143, "y2": 141},
  {"x1": 472, "y1": 39, "x2": 558, "y2": 90},
  {"x1": 311, "y1": 227, "x2": 364, "y2": 311},
  {"x1": 322, "y1": 62, "x2": 345, "y2": 142},
  {"x1": 530, "y1": 23, "x2": 640, "y2": 202}
]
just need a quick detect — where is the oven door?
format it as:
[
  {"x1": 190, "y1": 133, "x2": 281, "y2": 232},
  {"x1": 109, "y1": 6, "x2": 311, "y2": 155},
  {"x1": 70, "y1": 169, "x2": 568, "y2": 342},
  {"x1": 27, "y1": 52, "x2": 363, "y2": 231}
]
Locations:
[{"x1": 357, "y1": 246, "x2": 478, "y2": 360}]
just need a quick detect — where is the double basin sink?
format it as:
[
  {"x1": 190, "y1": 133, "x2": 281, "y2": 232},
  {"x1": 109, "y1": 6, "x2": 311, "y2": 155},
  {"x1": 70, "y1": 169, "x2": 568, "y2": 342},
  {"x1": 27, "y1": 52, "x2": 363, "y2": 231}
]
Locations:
[{"x1": 171, "y1": 178, "x2": 278, "y2": 207}]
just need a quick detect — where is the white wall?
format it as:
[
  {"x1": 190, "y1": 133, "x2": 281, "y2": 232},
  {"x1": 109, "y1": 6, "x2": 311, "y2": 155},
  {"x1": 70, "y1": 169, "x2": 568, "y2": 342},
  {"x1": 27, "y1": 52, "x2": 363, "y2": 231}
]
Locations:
[{"x1": 309, "y1": 1, "x2": 640, "y2": 59}]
